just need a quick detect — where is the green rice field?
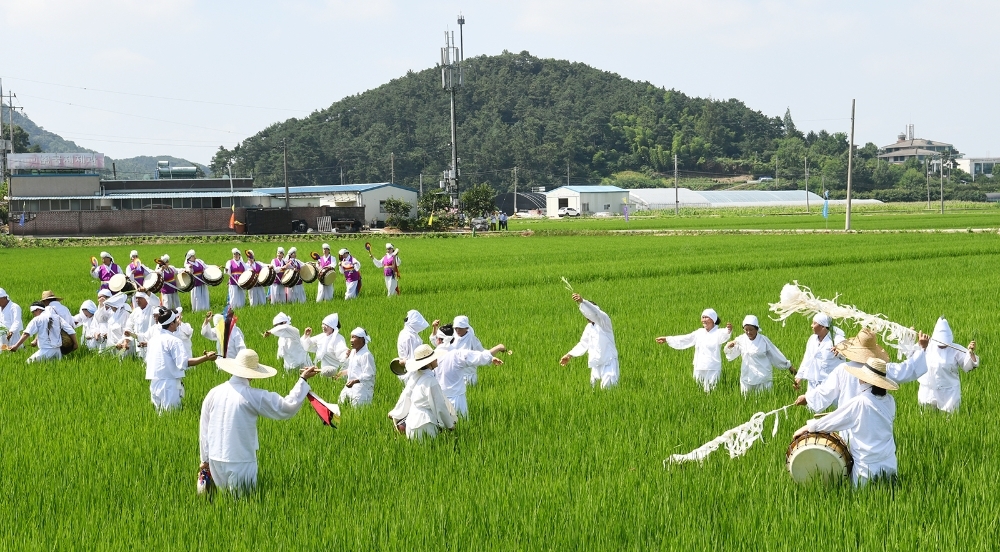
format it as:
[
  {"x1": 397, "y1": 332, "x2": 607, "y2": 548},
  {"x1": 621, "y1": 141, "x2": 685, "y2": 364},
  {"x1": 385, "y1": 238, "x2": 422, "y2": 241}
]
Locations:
[{"x1": 1, "y1": 215, "x2": 998, "y2": 549}]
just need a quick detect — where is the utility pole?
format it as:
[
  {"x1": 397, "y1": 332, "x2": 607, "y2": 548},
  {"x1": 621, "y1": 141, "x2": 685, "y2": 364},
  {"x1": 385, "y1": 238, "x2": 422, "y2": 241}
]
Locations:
[
  {"x1": 567, "y1": 159, "x2": 570, "y2": 186},
  {"x1": 441, "y1": 27, "x2": 462, "y2": 208},
  {"x1": 940, "y1": 154, "x2": 945, "y2": 215},
  {"x1": 775, "y1": 154, "x2": 778, "y2": 189},
  {"x1": 845, "y1": 99, "x2": 856, "y2": 231},
  {"x1": 804, "y1": 156, "x2": 809, "y2": 212},
  {"x1": 390, "y1": 152, "x2": 394, "y2": 184},
  {"x1": 513, "y1": 166, "x2": 518, "y2": 213},
  {"x1": 282, "y1": 139, "x2": 289, "y2": 209},
  {"x1": 1, "y1": 78, "x2": 5, "y2": 180},
  {"x1": 925, "y1": 158, "x2": 930, "y2": 208},
  {"x1": 340, "y1": 166, "x2": 344, "y2": 186},
  {"x1": 674, "y1": 154, "x2": 679, "y2": 216},
  {"x1": 419, "y1": 173, "x2": 423, "y2": 197}
]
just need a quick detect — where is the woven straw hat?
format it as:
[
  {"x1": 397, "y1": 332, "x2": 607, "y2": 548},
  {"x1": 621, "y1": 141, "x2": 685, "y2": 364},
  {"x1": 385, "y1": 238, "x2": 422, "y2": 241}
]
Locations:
[
  {"x1": 406, "y1": 344, "x2": 442, "y2": 372},
  {"x1": 834, "y1": 328, "x2": 889, "y2": 363},
  {"x1": 844, "y1": 357, "x2": 899, "y2": 391},
  {"x1": 41, "y1": 290, "x2": 63, "y2": 302},
  {"x1": 216, "y1": 349, "x2": 277, "y2": 379}
]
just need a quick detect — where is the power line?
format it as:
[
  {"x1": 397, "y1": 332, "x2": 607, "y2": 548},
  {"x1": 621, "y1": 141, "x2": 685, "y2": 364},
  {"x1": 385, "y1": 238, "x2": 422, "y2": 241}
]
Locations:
[
  {"x1": 2, "y1": 75, "x2": 310, "y2": 113},
  {"x1": 16, "y1": 93, "x2": 248, "y2": 135}
]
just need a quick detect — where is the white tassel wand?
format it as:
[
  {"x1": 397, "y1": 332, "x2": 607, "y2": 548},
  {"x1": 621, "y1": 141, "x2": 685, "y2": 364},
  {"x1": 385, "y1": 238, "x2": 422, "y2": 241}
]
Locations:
[{"x1": 665, "y1": 403, "x2": 795, "y2": 467}]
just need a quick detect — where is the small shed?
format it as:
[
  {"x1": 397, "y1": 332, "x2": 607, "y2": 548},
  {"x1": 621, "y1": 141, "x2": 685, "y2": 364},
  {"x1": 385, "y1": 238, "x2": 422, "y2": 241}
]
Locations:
[
  {"x1": 255, "y1": 183, "x2": 418, "y2": 223},
  {"x1": 545, "y1": 185, "x2": 628, "y2": 217}
]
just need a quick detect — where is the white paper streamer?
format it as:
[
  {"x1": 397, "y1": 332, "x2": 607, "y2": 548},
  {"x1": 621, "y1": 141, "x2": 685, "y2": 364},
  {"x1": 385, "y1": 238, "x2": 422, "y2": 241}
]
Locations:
[
  {"x1": 768, "y1": 281, "x2": 918, "y2": 356},
  {"x1": 665, "y1": 404, "x2": 794, "y2": 467}
]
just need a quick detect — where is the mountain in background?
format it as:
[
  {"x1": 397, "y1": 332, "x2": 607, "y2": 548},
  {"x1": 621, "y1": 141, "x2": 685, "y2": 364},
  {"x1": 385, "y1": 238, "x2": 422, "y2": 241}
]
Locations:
[
  {"x1": 1, "y1": 104, "x2": 209, "y2": 179},
  {"x1": 213, "y1": 51, "x2": 788, "y2": 191}
]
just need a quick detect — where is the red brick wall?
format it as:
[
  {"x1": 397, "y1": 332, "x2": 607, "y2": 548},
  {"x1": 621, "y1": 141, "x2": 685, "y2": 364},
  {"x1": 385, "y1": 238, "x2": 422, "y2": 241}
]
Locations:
[{"x1": 10, "y1": 208, "x2": 247, "y2": 237}]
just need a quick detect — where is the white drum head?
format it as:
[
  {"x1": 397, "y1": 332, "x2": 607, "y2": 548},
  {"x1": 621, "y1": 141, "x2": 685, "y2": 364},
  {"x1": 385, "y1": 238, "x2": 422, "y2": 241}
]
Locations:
[
  {"x1": 237, "y1": 270, "x2": 256, "y2": 288},
  {"x1": 787, "y1": 445, "x2": 849, "y2": 483},
  {"x1": 108, "y1": 273, "x2": 128, "y2": 292},
  {"x1": 203, "y1": 265, "x2": 223, "y2": 285}
]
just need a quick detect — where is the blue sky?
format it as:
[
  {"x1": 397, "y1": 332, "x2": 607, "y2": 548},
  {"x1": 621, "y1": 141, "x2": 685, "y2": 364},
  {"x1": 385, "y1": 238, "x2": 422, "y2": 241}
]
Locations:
[{"x1": 2, "y1": 0, "x2": 997, "y2": 163}]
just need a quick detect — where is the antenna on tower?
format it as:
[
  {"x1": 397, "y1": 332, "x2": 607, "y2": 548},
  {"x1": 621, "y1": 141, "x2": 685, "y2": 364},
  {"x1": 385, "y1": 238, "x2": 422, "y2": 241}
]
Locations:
[{"x1": 441, "y1": 18, "x2": 464, "y2": 208}]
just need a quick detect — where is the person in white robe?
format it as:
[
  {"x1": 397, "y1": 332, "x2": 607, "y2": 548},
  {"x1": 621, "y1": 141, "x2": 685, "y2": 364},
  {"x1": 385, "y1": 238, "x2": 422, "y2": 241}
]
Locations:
[
  {"x1": 9, "y1": 302, "x2": 77, "y2": 362},
  {"x1": 794, "y1": 357, "x2": 899, "y2": 486},
  {"x1": 388, "y1": 344, "x2": 457, "y2": 440},
  {"x1": 451, "y1": 315, "x2": 486, "y2": 385},
  {"x1": 263, "y1": 312, "x2": 310, "y2": 370},
  {"x1": 244, "y1": 250, "x2": 268, "y2": 307},
  {"x1": 561, "y1": 294, "x2": 620, "y2": 389},
  {"x1": 658, "y1": 308, "x2": 733, "y2": 392},
  {"x1": 337, "y1": 327, "x2": 376, "y2": 406},
  {"x1": 73, "y1": 300, "x2": 100, "y2": 350},
  {"x1": 41, "y1": 291, "x2": 74, "y2": 330},
  {"x1": 796, "y1": 329, "x2": 928, "y2": 417},
  {"x1": 0, "y1": 288, "x2": 24, "y2": 351},
  {"x1": 303, "y1": 313, "x2": 349, "y2": 373},
  {"x1": 270, "y1": 247, "x2": 288, "y2": 304},
  {"x1": 795, "y1": 312, "x2": 846, "y2": 390},
  {"x1": 145, "y1": 307, "x2": 217, "y2": 412},
  {"x1": 724, "y1": 315, "x2": 794, "y2": 394},
  {"x1": 172, "y1": 310, "x2": 195, "y2": 359},
  {"x1": 338, "y1": 248, "x2": 362, "y2": 300},
  {"x1": 435, "y1": 337, "x2": 505, "y2": 417},
  {"x1": 92, "y1": 289, "x2": 113, "y2": 351},
  {"x1": 315, "y1": 244, "x2": 336, "y2": 303},
  {"x1": 122, "y1": 292, "x2": 156, "y2": 359},
  {"x1": 369, "y1": 242, "x2": 401, "y2": 296},
  {"x1": 917, "y1": 317, "x2": 978, "y2": 413},
  {"x1": 201, "y1": 312, "x2": 246, "y2": 360},
  {"x1": 185, "y1": 250, "x2": 211, "y2": 313},
  {"x1": 199, "y1": 350, "x2": 318, "y2": 493},
  {"x1": 104, "y1": 293, "x2": 133, "y2": 358},
  {"x1": 398, "y1": 309, "x2": 430, "y2": 361}
]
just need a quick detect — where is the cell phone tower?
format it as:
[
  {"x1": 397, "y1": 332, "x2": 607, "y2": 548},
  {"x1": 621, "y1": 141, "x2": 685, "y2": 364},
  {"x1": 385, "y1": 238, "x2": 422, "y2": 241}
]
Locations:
[{"x1": 440, "y1": 15, "x2": 464, "y2": 208}]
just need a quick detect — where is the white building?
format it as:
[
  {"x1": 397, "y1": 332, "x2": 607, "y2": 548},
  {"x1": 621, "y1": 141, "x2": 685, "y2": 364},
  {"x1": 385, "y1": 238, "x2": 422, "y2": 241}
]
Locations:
[
  {"x1": 956, "y1": 157, "x2": 998, "y2": 181},
  {"x1": 255, "y1": 183, "x2": 418, "y2": 223},
  {"x1": 545, "y1": 185, "x2": 628, "y2": 217}
]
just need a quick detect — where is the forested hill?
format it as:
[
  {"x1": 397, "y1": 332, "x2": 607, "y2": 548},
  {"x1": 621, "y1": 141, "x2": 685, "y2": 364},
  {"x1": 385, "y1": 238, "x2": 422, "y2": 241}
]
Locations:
[{"x1": 215, "y1": 51, "x2": 795, "y2": 192}]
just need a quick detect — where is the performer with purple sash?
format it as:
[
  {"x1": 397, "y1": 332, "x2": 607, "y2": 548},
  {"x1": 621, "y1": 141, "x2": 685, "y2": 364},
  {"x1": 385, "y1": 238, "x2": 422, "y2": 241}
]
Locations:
[
  {"x1": 283, "y1": 248, "x2": 307, "y2": 304},
  {"x1": 338, "y1": 248, "x2": 362, "y2": 300},
  {"x1": 270, "y1": 247, "x2": 287, "y2": 305},
  {"x1": 226, "y1": 248, "x2": 247, "y2": 309},
  {"x1": 316, "y1": 243, "x2": 335, "y2": 303},
  {"x1": 245, "y1": 250, "x2": 267, "y2": 307},
  {"x1": 91, "y1": 252, "x2": 121, "y2": 291},
  {"x1": 158, "y1": 255, "x2": 181, "y2": 310},
  {"x1": 185, "y1": 249, "x2": 210, "y2": 312},
  {"x1": 126, "y1": 250, "x2": 151, "y2": 289},
  {"x1": 369, "y1": 242, "x2": 400, "y2": 296}
]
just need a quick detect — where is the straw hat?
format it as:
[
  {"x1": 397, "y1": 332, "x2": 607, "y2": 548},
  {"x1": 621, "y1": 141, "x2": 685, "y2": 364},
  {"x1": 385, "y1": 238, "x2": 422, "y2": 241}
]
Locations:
[
  {"x1": 41, "y1": 290, "x2": 62, "y2": 302},
  {"x1": 406, "y1": 344, "x2": 442, "y2": 373},
  {"x1": 844, "y1": 357, "x2": 899, "y2": 391},
  {"x1": 834, "y1": 329, "x2": 889, "y2": 363},
  {"x1": 216, "y1": 349, "x2": 277, "y2": 379}
]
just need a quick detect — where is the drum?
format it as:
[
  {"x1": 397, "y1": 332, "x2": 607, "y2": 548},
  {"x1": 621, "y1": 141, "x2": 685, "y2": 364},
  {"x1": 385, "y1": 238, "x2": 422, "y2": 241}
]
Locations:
[
  {"x1": 202, "y1": 265, "x2": 225, "y2": 286},
  {"x1": 319, "y1": 267, "x2": 338, "y2": 286},
  {"x1": 299, "y1": 262, "x2": 319, "y2": 284},
  {"x1": 108, "y1": 273, "x2": 136, "y2": 295},
  {"x1": 389, "y1": 357, "x2": 406, "y2": 376},
  {"x1": 257, "y1": 265, "x2": 276, "y2": 287},
  {"x1": 786, "y1": 431, "x2": 853, "y2": 483},
  {"x1": 280, "y1": 267, "x2": 300, "y2": 287},
  {"x1": 60, "y1": 329, "x2": 78, "y2": 356},
  {"x1": 143, "y1": 271, "x2": 164, "y2": 294},
  {"x1": 174, "y1": 270, "x2": 195, "y2": 293},
  {"x1": 237, "y1": 270, "x2": 257, "y2": 291}
]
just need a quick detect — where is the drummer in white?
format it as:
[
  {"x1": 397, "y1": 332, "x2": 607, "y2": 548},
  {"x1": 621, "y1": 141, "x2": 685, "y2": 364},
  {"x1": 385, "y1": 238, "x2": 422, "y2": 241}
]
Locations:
[
  {"x1": 283, "y1": 248, "x2": 307, "y2": 304},
  {"x1": 793, "y1": 357, "x2": 899, "y2": 486},
  {"x1": 270, "y1": 247, "x2": 288, "y2": 304},
  {"x1": 184, "y1": 250, "x2": 211, "y2": 312}
]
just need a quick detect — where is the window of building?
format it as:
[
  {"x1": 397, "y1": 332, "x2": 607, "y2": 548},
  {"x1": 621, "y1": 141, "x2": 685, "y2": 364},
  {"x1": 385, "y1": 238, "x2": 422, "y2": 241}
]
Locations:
[
  {"x1": 26, "y1": 200, "x2": 39, "y2": 212},
  {"x1": 558, "y1": 198, "x2": 569, "y2": 208},
  {"x1": 582, "y1": 203, "x2": 589, "y2": 212},
  {"x1": 379, "y1": 200, "x2": 386, "y2": 214},
  {"x1": 212, "y1": 197, "x2": 222, "y2": 209},
  {"x1": 603, "y1": 204, "x2": 611, "y2": 210}
]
